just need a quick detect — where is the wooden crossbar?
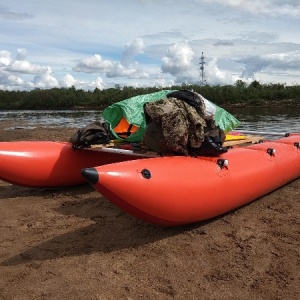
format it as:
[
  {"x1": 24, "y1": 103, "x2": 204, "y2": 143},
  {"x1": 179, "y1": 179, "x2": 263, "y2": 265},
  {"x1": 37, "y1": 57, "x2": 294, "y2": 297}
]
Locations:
[{"x1": 89, "y1": 135, "x2": 265, "y2": 155}]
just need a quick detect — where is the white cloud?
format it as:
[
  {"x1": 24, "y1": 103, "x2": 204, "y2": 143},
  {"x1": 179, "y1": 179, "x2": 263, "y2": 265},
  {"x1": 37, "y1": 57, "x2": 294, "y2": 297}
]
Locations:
[
  {"x1": 0, "y1": 50, "x2": 11, "y2": 66},
  {"x1": 128, "y1": 69, "x2": 149, "y2": 79},
  {"x1": 236, "y1": 51, "x2": 300, "y2": 79},
  {"x1": 8, "y1": 74, "x2": 24, "y2": 86},
  {"x1": 0, "y1": 73, "x2": 24, "y2": 87},
  {"x1": 206, "y1": 58, "x2": 243, "y2": 85},
  {"x1": 73, "y1": 39, "x2": 150, "y2": 81},
  {"x1": 73, "y1": 54, "x2": 113, "y2": 74},
  {"x1": 5, "y1": 60, "x2": 47, "y2": 74},
  {"x1": 153, "y1": 78, "x2": 174, "y2": 88},
  {"x1": 33, "y1": 67, "x2": 58, "y2": 88},
  {"x1": 0, "y1": 49, "x2": 54, "y2": 90},
  {"x1": 59, "y1": 74, "x2": 106, "y2": 90},
  {"x1": 206, "y1": 0, "x2": 300, "y2": 17},
  {"x1": 88, "y1": 77, "x2": 106, "y2": 90},
  {"x1": 60, "y1": 74, "x2": 78, "y2": 88},
  {"x1": 121, "y1": 38, "x2": 145, "y2": 67},
  {"x1": 105, "y1": 63, "x2": 134, "y2": 78},
  {"x1": 161, "y1": 42, "x2": 194, "y2": 75}
]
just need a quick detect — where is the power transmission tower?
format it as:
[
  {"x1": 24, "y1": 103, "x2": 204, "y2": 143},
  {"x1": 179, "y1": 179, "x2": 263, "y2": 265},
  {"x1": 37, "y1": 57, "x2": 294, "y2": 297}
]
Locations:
[{"x1": 199, "y1": 52, "x2": 207, "y2": 86}]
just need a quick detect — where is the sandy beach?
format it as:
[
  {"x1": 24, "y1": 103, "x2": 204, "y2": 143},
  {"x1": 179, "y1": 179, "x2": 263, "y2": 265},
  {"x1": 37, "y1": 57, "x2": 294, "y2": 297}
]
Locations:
[{"x1": 0, "y1": 122, "x2": 299, "y2": 300}]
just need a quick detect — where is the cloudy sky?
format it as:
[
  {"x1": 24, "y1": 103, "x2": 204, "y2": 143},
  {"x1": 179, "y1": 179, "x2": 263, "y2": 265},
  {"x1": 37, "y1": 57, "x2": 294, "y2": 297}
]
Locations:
[{"x1": 1, "y1": 0, "x2": 300, "y2": 91}]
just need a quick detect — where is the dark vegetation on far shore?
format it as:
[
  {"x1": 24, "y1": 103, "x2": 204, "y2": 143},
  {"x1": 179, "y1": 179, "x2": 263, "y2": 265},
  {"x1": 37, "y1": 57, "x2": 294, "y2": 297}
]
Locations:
[{"x1": 1, "y1": 80, "x2": 300, "y2": 110}]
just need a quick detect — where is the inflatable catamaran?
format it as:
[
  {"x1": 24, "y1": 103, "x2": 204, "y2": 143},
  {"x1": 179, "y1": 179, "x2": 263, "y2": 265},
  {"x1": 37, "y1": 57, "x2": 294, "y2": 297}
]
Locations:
[{"x1": 1, "y1": 90, "x2": 299, "y2": 226}]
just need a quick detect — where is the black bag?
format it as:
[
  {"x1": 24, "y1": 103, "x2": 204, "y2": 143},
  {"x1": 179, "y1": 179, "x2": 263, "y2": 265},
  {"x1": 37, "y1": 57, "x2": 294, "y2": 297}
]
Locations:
[
  {"x1": 167, "y1": 90, "x2": 204, "y2": 114},
  {"x1": 192, "y1": 135, "x2": 228, "y2": 156},
  {"x1": 70, "y1": 119, "x2": 112, "y2": 150},
  {"x1": 190, "y1": 119, "x2": 227, "y2": 156}
]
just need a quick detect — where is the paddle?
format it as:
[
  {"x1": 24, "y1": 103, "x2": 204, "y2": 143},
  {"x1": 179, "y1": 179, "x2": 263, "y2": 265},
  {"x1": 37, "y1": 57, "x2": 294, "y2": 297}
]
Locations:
[{"x1": 231, "y1": 130, "x2": 298, "y2": 137}]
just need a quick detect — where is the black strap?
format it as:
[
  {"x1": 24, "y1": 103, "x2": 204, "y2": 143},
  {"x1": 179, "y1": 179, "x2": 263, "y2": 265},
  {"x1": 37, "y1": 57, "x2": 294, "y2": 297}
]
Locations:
[{"x1": 116, "y1": 123, "x2": 134, "y2": 138}]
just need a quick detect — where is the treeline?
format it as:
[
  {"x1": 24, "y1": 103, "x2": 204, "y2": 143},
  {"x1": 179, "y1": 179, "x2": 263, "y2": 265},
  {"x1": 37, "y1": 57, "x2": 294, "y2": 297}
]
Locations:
[{"x1": 0, "y1": 81, "x2": 300, "y2": 110}]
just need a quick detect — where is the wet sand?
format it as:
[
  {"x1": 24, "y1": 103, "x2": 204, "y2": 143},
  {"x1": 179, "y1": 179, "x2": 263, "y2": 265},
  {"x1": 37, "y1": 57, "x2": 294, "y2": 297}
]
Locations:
[{"x1": 0, "y1": 122, "x2": 299, "y2": 300}]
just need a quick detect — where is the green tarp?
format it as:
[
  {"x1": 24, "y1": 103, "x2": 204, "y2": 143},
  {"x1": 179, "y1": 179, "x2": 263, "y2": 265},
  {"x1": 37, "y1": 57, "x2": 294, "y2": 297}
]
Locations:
[
  {"x1": 214, "y1": 105, "x2": 241, "y2": 133},
  {"x1": 102, "y1": 90, "x2": 240, "y2": 142}
]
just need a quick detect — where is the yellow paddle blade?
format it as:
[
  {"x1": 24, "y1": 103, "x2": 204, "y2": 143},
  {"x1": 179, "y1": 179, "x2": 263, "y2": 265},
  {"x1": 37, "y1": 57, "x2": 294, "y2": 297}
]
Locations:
[{"x1": 225, "y1": 134, "x2": 247, "y2": 141}]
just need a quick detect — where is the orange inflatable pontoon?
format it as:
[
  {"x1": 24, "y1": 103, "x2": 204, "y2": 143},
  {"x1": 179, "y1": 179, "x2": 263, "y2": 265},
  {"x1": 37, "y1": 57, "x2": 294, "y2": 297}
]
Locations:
[
  {"x1": 0, "y1": 141, "x2": 141, "y2": 187},
  {"x1": 81, "y1": 134, "x2": 300, "y2": 226}
]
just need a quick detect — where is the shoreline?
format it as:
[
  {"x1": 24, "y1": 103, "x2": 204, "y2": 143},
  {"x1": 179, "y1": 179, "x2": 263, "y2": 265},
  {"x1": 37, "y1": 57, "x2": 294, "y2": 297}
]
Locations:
[{"x1": 0, "y1": 98, "x2": 299, "y2": 111}]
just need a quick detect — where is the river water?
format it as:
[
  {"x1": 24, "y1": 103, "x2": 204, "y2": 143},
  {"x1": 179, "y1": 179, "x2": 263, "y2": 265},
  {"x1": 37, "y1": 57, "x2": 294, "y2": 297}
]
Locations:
[{"x1": 0, "y1": 107, "x2": 299, "y2": 137}]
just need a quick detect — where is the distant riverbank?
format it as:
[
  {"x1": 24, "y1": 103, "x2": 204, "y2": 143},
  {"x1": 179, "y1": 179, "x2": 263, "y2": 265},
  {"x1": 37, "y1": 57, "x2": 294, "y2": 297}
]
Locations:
[
  {"x1": 1, "y1": 84, "x2": 300, "y2": 110},
  {"x1": 222, "y1": 98, "x2": 300, "y2": 109}
]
